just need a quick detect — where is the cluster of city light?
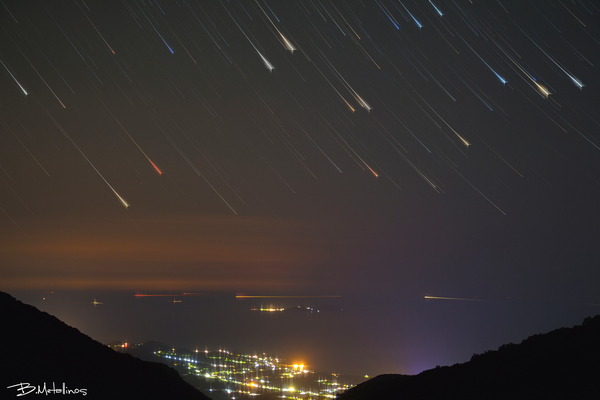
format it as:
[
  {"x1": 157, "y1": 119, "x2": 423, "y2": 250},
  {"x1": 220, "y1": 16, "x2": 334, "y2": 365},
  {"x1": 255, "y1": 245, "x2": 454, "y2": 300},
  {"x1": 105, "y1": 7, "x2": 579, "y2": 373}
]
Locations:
[
  {"x1": 153, "y1": 348, "x2": 357, "y2": 399},
  {"x1": 250, "y1": 307, "x2": 285, "y2": 312}
]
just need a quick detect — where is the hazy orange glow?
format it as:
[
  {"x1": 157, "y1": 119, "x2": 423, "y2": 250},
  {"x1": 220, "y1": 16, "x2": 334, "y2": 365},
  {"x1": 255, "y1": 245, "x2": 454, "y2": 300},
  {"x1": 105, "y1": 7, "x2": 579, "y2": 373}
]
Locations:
[
  {"x1": 236, "y1": 295, "x2": 341, "y2": 298},
  {"x1": 0, "y1": 214, "x2": 345, "y2": 291}
]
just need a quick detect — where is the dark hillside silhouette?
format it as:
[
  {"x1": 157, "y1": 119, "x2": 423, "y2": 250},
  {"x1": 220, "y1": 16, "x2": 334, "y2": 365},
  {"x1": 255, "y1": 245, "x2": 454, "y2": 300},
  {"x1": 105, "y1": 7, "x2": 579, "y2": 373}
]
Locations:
[
  {"x1": 0, "y1": 291, "x2": 211, "y2": 400},
  {"x1": 338, "y1": 315, "x2": 600, "y2": 400}
]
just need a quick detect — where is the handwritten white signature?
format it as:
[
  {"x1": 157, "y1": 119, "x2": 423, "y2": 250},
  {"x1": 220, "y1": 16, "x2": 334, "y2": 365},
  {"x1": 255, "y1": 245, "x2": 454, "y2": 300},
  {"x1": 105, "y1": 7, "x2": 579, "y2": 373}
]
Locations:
[{"x1": 6, "y1": 382, "x2": 87, "y2": 397}]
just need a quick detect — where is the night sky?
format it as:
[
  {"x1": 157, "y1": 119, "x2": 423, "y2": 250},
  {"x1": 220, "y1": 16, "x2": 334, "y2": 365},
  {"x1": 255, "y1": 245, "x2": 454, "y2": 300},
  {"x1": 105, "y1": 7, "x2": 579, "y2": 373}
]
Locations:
[{"x1": 2, "y1": 0, "x2": 600, "y2": 376}]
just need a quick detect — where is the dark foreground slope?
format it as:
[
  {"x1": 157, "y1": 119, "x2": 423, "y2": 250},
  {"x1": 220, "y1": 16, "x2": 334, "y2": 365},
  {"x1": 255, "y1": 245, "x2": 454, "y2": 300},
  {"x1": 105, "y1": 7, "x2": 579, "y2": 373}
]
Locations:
[
  {"x1": 338, "y1": 315, "x2": 600, "y2": 400},
  {"x1": 0, "y1": 291, "x2": 211, "y2": 400}
]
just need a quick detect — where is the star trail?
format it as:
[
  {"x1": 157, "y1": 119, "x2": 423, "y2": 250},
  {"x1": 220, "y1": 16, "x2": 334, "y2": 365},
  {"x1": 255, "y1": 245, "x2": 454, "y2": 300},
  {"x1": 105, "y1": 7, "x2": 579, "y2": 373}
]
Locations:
[
  {"x1": 1, "y1": 0, "x2": 600, "y2": 378},
  {"x1": 1, "y1": 0, "x2": 597, "y2": 219}
]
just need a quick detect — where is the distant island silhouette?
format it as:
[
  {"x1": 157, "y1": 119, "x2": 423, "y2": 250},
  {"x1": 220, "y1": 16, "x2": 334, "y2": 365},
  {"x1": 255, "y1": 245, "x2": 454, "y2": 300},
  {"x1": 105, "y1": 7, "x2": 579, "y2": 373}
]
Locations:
[
  {"x1": 3, "y1": 290, "x2": 598, "y2": 400},
  {"x1": 0, "y1": 291, "x2": 210, "y2": 400},
  {"x1": 337, "y1": 314, "x2": 600, "y2": 399}
]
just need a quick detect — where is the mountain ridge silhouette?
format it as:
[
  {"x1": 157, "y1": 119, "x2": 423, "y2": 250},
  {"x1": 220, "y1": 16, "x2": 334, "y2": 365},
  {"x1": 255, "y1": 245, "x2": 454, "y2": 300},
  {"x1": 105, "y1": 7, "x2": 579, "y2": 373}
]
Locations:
[
  {"x1": 337, "y1": 314, "x2": 600, "y2": 399},
  {"x1": 0, "y1": 291, "x2": 211, "y2": 400}
]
